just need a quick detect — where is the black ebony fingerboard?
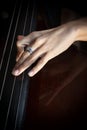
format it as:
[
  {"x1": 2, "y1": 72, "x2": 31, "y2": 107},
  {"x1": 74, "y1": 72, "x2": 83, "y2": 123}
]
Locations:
[{"x1": 0, "y1": 0, "x2": 37, "y2": 130}]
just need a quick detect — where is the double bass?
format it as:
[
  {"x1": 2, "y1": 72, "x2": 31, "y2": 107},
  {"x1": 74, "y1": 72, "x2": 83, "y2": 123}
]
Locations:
[
  {"x1": 0, "y1": 0, "x2": 37, "y2": 129},
  {"x1": 1, "y1": 0, "x2": 87, "y2": 130}
]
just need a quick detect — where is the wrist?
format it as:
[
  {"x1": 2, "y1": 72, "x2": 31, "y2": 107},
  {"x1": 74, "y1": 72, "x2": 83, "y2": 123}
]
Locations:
[
  {"x1": 67, "y1": 20, "x2": 80, "y2": 43},
  {"x1": 71, "y1": 18, "x2": 87, "y2": 41}
]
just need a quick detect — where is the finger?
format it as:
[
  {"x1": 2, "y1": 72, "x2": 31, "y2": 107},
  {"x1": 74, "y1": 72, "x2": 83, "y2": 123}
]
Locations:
[
  {"x1": 16, "y1": 37, "x2": 25, "y2": 61},
  {"x1": 17, "y1": 35, "x2": 24, "y2": 40},
  {"x1": 12, "y1": 56, "x2": 35, "y2": 76},
  {"x1": 26, "y1": 36, "x2": 46, "y2": 53},
  {"x1": 16, "y1": 36, "x2": 47, "y2": 67},
  {"x1": 12, "y1": 45, "x2": 47, "y2": 76},
  {"x1": 16, "y1": 31, "x2": 47, "y2": 61},
  {"x1": 16, "y1": 32, "x2": 41, "y2": 61},
  {"x1": 15, "y1": 51, "x2": 30, "y2": 67},
  {"x1": 28, "y1": 54, "x2": 48, "y2": 77},
  {"x1": 16, "y1": 35, "x2": 29, "y2": 61},
  {"x1": 17, "y1": 31, "x2": 42, "y2": 48},
  {"x1": 16, "y1": 29, "x2": 53, "y2": 48},
  {"x1": 16, "y1": 47, "x2": 24, "y2": 62}
]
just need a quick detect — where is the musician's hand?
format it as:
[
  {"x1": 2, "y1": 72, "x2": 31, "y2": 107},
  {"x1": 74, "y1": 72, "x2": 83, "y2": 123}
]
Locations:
[{"x1": 12, "y1": 21, "x2": 77, "y2": 77}]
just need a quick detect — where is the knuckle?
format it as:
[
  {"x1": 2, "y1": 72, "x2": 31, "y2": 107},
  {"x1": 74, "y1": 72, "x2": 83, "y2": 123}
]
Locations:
[
  {"x1": 22, "y1": 53, "x2": 26, "y2": 59},
  {"x1": 30, "y1": 31, "x2": 36, "y2": 37},
  {"x1": 35, "y1": 38, "x2": 39, "y2": 44},
  {"x1": 16, "y1": 41, "x2": 19, "y2": 45},
  {"x1": 22, "y1": 61, "x2": 28, "y2": 68},
  {"x1": 29, "y1": 57, "x2": 35, "y2": 64},
  {"x1": 21, "y1": 57, "x2": 34, "y2": 68},
  {"x1": 40, "y1": 57, "x2": 46, "y2": 64},
  {"x1": 35, "y1": 37, "x2": 44, "y2": 44},
  {"x1": 16, "y1": 41, "x2": 20, "y2": 47}
]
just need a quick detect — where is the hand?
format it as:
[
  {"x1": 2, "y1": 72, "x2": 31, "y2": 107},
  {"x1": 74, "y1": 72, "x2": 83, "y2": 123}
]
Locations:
[{"x1": 12, "y1": 22, "x2": 77, "y2": 77}]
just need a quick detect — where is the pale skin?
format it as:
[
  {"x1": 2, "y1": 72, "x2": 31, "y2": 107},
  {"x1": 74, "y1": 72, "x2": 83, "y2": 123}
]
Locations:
[{"x1": 12, "y1": 18, "x2": 87, "y2": 77}]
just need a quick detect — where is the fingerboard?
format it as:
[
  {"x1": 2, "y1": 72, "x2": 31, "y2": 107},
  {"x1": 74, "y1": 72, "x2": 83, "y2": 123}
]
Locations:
[{"x1": 0, "y1": 0, "x2": 37, "y2": 130}]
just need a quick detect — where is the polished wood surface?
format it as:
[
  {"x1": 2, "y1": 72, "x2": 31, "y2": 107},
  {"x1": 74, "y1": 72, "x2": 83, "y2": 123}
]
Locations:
[
  {"x1": 23, "y1": 45, "x2": 87, "y2": 129},
  {"x1": 22, "y1": 6, "x2": 87, "y2": 130},
  {"x1": 1, "y1": 1, "x2": 87, "y2": 129}
]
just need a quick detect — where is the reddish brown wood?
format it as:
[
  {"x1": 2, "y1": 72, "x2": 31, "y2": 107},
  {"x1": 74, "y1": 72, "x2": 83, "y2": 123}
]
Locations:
[{"x1": 24, "y1": 45, "x2": 87, "y2": 129}]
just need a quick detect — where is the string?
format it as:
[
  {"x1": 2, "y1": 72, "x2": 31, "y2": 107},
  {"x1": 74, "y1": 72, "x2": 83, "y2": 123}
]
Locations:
[
  {"x1": 0, "y1": 0, "x2": 17, "y2": 71},
  {"x1": 4, "y1": 77, "x2": 16, "y2": 130},
  {"x1": 14, "y1": 1, "x2": 35, "y2": 130},
  {"x1": 0, "y1": 0, "x2": 23, "y2": 100},
  {"x1": 3, "y1": 0, "x2": 24, "y2": 129}
]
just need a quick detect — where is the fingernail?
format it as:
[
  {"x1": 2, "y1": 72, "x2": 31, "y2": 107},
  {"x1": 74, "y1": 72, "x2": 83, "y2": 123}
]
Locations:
[
  {"x1": 12, "y1": 69, "x2": 19, "y2": 75},
  {"x1": 28, "y1": 71, "x2": 34, "y2": 77}
]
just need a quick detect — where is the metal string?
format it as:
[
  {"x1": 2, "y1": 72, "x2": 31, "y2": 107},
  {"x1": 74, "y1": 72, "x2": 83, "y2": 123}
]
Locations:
[
  {"x1": 0, "y1": 0, "x2": 23, "y2": 100},
  {"x1": 14, "y1": 1, "x2": 35, "y2": 130},
  {"x1": 4, "y1": 77, "x2": 16, "y2": 130},
  {"x1": 0, "y1": 0, "x2": 17, "y2": 71},
  {"x1": 3, "y1": 0, "x2": 24, "y2": 129}
]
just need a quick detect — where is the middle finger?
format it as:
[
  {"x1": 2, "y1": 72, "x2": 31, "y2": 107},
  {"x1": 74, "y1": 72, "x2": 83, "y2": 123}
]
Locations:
[{"x1": 12, "y1": 45, "x2": 46, "y2": 76}]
